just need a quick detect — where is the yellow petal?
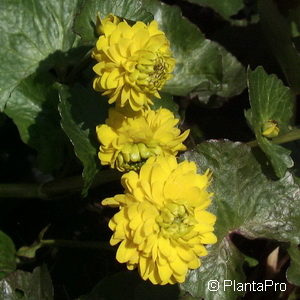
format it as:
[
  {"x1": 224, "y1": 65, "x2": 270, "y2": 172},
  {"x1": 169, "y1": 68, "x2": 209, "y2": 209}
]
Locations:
[
  {"x1": 158, "y1": 237, "x2": 171, "y2": 258},
  {"x1": 157, "y1": 263, "x2": 172, "y2": 282},
  {"x1": 173, "y1": 272, "x2": 186, "y2": 283},
  {"x1": 116, "y1": 240, "x2": 137, "y2": 263},
  {"x1": 176, "y1": 245, "x2": 195, "y2": 262},
  {"x1": 188, "y1": 258, "x2": 201, "y2": 269},
  {"x1": 98, "y1": 150, "x2": 113, "y2": 166},
  {"x1": 130, "y1": 88, "x2": 144, "y2": 105},
  {"x1": 194, "y1": 210, "x2": 216, "y2": 225},
  {"x1": 193, "y1": 244, "x2": 208, "y2": 256},
  {"x1": 118, "y1": 21, "x2": 133, "y2": 39},
  {"x1": 200, "y1": 232, "x2": 217, "y2": 244},
  {"x1": 100, "y1": 71, "x2": 110, "y2": 89},
  {"x1": 108, "y1": 86, "x2": 122, "y2": 104},
  {"x1": 96, "y1": 124, "x2": 117, "y2": 145},
  {"x1": 106, "y1": 68, "x2": 120, "y2": 89},
  {"x1": 101, "y1": 196, "x2": 120, "y2": 206},
  {"x1": 120, "y1": 85, "x2": 130, "y2": 105},
  {"x1": 170, "y1": 258, "x2": 188, "y2": 276}
]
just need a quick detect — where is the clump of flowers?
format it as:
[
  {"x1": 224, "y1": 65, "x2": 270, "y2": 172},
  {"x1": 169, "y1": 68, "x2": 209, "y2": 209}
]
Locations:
[
  {"x1": 91, "y1": 14, "x2": 175, "y2": 111},
  {"x1": 102, "y1": 155, "x2": 217, "y2": 285},
  {"x1": 96, "y1": 107, "x2": 189, "y2": 171},
  {"x1": 93, "y1": 14, "x2": 217, "y2": 285}
]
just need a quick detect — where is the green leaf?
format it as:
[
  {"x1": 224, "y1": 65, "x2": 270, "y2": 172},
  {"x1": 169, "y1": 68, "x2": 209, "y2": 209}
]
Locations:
[
  {"x1": 180, "y1": 141, "x2": 300, "y2": 299},
  {"x1": 183, "y1": 238, "x2": 246, "y2": 300},
  {"x1": 74, "y1": 0, "x2": 246, "y2": 104},
  {"x1": 182, "y1": 0, "x2": 244, "y2": 20},
  {"x1": 0, "y1": 0, "x2": 81, "y2": 111},
  {"x1": 78, "y1": 271, "x2": 179, "y2": 300},
  {"x1": 186, "y1": 45, "x2": 246, "y2": 103},
  {"x1": 140, "y1": 0, "x2": 246, "y2": 102},
  {"x1": 74, "y1": 0, "x2": 153, "y2": 44},
  {"x1": 245, "y1": 66, "x2": 295, "y2": 177},
  {"x1": 258, "y1": 0, "x2": 300, "y2": 94},
  {"x1": 287, "y1": 244, "x2": 300, "y2": 286},
  {"x1": 17, "y1": 226, "x2": 49, "y2": 259},
  {"x1": 4, "y1": 73, "x2": 65, "y2": 172},
  {"x1": 58, "y1": 84, "x2": 109, "y2": 196},
  {"x1": 0, "y1": 231, "x2": 16, "y2": 280},
  {"x1": 17, "y1": 243, "x2": 43, "y2": 260},
  {"x1": 0, "y1": 265, "x2": 53, "y2": 300}
]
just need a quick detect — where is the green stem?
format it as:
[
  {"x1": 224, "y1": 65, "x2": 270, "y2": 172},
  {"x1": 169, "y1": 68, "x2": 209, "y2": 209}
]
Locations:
[
  {"x1": 0, "y1": 184, "x2": 42, "y2": 199},
  {"x1": 247, "y1": 128, "x2": 300, "y2": 147},
  {"x1": 5, "y1": 128, "x2": 300, "y2": 199},
  {"x1": 0, "y1": 169, "x2": 120, "y2": 199},
  {"x1": 41, "y1": 239, "x2": 112, "y2": 250}
]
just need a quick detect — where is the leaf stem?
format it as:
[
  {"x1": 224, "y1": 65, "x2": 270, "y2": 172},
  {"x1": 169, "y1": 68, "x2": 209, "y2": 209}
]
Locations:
[
  {"x1": 0, "y1": 169, "x2": 120, "y2": 199},
  {"x1": 0, "y1": 183, "x2": 42, "y2": 199},
  {"x1": 247, "y1": 128, "x2": 300, "y2": 147}
]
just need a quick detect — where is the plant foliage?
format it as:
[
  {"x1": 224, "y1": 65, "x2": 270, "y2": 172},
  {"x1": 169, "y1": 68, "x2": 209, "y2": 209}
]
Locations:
[{"x1": 1, "y1": 0, "x2": 300, "y2": 299}]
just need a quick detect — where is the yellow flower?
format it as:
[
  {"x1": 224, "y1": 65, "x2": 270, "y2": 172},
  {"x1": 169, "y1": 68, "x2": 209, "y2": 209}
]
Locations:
[
  {"x1": 262, "y1": 120, "x2": 279, "y2": 138},
  {"x1": 92, "y1": 15, "x2": 175, "y2": 111},
  {"x1": 102, "y1": 155, "x2": 217, "y2": 285},
  {"x1": 96, "y1": 107, "x2": 189, "y2": 172},
  {"x1": 95, "y1": 13, "x2": 120, "y2": 36}
]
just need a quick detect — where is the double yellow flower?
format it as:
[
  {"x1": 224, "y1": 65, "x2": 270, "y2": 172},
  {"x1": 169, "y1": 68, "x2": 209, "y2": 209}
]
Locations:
[
  {"x1": 92, "y1": 14, "x2": 217, "y2": 285},
  {"x1": 92, "y1": 14, "x2": 175, "y2": 111},
  {"x1": 96, "y1": 107, "x2": 189, "y2": 172}
]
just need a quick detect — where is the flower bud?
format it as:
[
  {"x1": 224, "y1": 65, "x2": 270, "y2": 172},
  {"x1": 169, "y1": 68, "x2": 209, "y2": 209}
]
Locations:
[{"x1": 262, "y1": 120, "x2": 279, "y2": 138}]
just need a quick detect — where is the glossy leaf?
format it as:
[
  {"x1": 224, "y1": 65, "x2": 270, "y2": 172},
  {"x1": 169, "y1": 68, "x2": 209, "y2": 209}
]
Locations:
[
  {"x1": 287, "y1": 244, "x2": 300, "y2": 286},
  {"x1": 74, "y1": 0, "x2": 153, "y2": 44},
  {"x1": 140, "y1": 0, "x2": 246, "y2": 102},
  {"x1": 4, "y1": 73, "x2": 65, "y2": 172},
  {"x1": 0, "y1": 230, "x2": 16, "y2": 280},
  {"x1": 0, "y1": 265, "x2": 53, "y2": 300},
  {"x1": 74, "y1": 0, "x2": 246, "y2": 103},
  {"x1": 0, "y1": 0, "x2": 81, "y2": 111},
  {"x1": 180, "y1": 141, "x2": 300, "y2": 299},
  {"x1": 245, "y1": 66, "x2": 295, "y2": 177},
  {"x1": 183, "y1": 238, "x2": 246, "y2": 300},
  {"x1": 58, "y1": 84, "x2": 109, "y2": 195}
]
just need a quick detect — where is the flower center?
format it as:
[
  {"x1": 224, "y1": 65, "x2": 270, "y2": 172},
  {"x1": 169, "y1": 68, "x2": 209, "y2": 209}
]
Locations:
[
  {"x1": 130, "y1": 50, "x2": 171, "y2": 94},
  {"x1": 156, "y1": 203, "x2": 196, "y2": 238},
  {"x1": 147, "y1": 56, "x2": 169, "y2": 90},
  {"x1": 116, "y1": 142, "x2": 162, "y2": 171}
]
